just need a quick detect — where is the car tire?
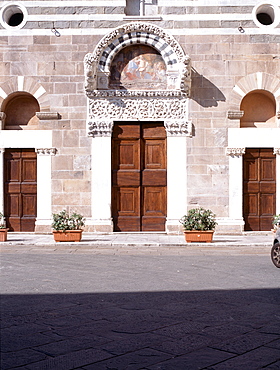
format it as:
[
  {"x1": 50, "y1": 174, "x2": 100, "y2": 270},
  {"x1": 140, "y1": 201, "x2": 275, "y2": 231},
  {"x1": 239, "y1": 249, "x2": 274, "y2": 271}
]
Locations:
[{"x1": 271, "y1": 242, "x2": 280, "y2": 268}]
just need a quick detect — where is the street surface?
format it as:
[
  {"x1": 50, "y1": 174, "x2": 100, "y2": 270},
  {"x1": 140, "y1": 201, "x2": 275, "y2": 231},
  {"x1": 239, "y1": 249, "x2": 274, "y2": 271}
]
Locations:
[{"x1": 1, "y1": 235, "x2": 280, "y2": 369}]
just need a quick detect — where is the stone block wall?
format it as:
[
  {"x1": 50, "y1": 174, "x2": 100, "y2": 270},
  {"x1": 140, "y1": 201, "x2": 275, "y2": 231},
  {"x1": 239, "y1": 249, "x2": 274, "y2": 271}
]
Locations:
[{"x1": 0, "y1": 0, "x2": 279, "y2": 232}]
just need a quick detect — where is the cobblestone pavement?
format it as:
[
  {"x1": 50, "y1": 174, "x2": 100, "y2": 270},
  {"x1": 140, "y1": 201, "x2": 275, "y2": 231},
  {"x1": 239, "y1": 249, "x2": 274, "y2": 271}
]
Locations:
[{"x1": 1, "y1": 233, "x2": 279, "y2": 369}]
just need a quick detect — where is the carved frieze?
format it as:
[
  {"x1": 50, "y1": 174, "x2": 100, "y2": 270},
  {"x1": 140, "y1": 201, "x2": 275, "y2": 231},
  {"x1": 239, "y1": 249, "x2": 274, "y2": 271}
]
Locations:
[
  {"x1": 226, "y1": 148, "x2": 245, "y2": 156},
  {"x1": 87, "y1": 90, "x2": 184, "y2": 98},
  {"x1": 36, "y1": 148, "x2": 57, "y2": 155},
  {"x1": 89, "y1": 98, "x2": 187, "y2": 121}
]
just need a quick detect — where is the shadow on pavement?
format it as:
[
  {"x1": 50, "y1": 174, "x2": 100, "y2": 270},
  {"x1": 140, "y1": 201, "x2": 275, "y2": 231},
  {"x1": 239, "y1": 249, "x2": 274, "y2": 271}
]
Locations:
[{"x1": 1, "y1": 289, "x2": 280, "y2": 369}]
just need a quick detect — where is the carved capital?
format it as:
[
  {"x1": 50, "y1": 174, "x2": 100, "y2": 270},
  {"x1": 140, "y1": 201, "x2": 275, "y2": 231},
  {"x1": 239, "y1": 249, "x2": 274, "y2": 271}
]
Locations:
[
  {"x1": 226, "y1": 147, "x2": 245, "y2": 156},
  {"x1": 274, "y1": 148, "x2": 280, "y2": 155},
  {"x1": 227, "y1": 110, "x2": 244, "y2": 119},
  {"x1": 36, "y1": 148, "x2": 57, "y2": 155},
  {"x1": 36, "y1": 112, "x2": 61, "y2": 120},
  {"x1": 88, "y1": 121, "x2": 113, "y2": 137},
  {"x1": 165, "y1": 120, "x2": 192, "y2": 137},
  {"x1": 0, "y1": 148, "x2": 5, "y2": 154}
]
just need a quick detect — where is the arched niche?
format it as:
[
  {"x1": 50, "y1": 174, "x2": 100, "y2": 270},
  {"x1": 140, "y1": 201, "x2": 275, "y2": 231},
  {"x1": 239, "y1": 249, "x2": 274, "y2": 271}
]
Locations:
[
  {"x1": 109, "y1": 44, "x2": 167, "y2": 91},
  {"x1": 240, "y1": 89, "x2": 277, "y2": 128},
  {"x1": 2, "y1": 92, "x2": 40, "y2": 130},
  {"x1": 84, "y1": 22, "x2": 191, "y2": 95}
]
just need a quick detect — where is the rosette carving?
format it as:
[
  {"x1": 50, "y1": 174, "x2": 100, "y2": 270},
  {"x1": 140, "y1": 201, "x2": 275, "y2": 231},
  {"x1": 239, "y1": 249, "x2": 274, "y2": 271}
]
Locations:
[{"x1": 226, "y1": 148, "x2": 245, "y2": 156}]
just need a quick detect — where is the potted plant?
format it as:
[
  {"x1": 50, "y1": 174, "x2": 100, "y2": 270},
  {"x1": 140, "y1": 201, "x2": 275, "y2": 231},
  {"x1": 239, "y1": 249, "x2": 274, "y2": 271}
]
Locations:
[
  {"x1": 272, "y1": 214, "x2": 280, "y2": 232},
  {"x1": 52, "y1": 210, "x2": 85, "y2": 242},
  {"x1": 0, "y1": 212, "x2": 8, "y2": 242},
  {"x1": 180, "y1": 207, "x2": 217, "y2": 243}
]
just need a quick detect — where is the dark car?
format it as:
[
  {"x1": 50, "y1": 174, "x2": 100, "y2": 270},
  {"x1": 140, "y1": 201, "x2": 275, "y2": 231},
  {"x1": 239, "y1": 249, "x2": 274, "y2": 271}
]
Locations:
[{"x1": 271, "y1": 228, "x2": 280, "y2": 268}]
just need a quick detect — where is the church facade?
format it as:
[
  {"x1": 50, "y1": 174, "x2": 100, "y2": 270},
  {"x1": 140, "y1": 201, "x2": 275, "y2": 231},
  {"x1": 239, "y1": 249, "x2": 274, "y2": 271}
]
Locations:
[{"x1": 0, "y1": 0, "x2": 279, "y2": 233}]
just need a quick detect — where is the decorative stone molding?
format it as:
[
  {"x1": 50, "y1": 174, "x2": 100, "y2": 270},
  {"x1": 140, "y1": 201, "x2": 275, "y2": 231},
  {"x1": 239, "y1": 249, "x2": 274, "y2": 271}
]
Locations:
[
  {"x1": 84, "y1": 22, "x2": 191, "y2": 96},
  {"x1": 226, "y1": 147, "x2": 246, "y2": 156},
  {"x1": 88, "y1": 121, "x2": 113, "y2": 137},
  {"x1": 89, "y1": 98, "x2": 187, "y2": 121},
  {"x1": 273, "y1": 148, "x2": 280, "y2": 155},
  {"x1": 227, "y1": 110, "x2": 244, "y2": 119},
  {"x1": 36, "y1": 148, "x2": 57, "y2": 155},
  {"x1": 165, "y1": 120, "x2": 192, "y2": 137},
  {"x1": 36, "y1": 112, "x2": 61, "y2": 120},
  {"x1": 87, "y1": 90, "x2": 184, "y2": 98}
]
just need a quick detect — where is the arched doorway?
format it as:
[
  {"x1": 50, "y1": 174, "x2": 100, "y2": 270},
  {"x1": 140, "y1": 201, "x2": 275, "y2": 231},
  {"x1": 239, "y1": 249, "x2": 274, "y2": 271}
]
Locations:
[
  {"x1": 241, "y1": 90, "x2": 277, "y2": 231},
  {"x1": 2, "y1": 93, "x2": 39, "y2": 231},
  {"x1": 85, "y1": 22, "x2": 192, "y2": 233}
]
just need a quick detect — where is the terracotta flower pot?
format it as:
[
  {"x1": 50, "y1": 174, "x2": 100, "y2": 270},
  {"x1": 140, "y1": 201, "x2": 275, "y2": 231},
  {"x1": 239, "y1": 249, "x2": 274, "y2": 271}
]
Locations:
[
  {"x1": 0, "y1": 228, "x2": 8, "y2": 242},
  {"x1": 184, "y1": 230, "x2": 214, "y2": 243},
  {"x1": 52, "y1": 230, "x2": 83, "y2": 242}
]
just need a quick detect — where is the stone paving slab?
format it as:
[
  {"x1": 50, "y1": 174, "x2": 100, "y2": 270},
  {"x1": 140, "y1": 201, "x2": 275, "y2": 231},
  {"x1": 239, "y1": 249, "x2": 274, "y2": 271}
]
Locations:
[{"x1": 1, "y1": 234, "x2": 279, "y2": 370}]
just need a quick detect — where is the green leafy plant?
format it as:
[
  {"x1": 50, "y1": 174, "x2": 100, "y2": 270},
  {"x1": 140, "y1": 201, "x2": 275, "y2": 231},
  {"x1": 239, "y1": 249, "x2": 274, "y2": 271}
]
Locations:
[
  {"x1": 180, "y1": 207, "x2": 217, "y2": 231},
  {"x1": 51, "y1": 210, "x2": 85, "y2": 232},
  {"x1": 0, "y1": 212, "x2": 6, "y2": 229},
  {"x1": 272, "y1": 214, "x2": 280, "y2": 229}
]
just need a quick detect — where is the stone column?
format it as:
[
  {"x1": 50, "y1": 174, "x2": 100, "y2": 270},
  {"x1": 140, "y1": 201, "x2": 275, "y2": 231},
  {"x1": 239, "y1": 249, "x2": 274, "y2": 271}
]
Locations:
[
  {"x1": 89, "y1": 120, "x2": 113, "y2": 232},
  {"x1": 165, "y1": 120, "x2": 192, "y2": 233},
  {"x1": 226, "y1": 147, "x2": 245, "y2": 231},
  {"x1": 274, "y1": 148, "x2": 280, "y2": 214},
  {"x1": 0, "y1": 148, "x2": 4, "y2": 214},
  {"x1": 35, "y1": 148, "x2": 56, "y2": 232}
]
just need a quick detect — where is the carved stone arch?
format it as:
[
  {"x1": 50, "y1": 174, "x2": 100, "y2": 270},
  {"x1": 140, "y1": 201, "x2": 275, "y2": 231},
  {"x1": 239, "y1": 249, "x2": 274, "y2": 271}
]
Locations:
[
  {"x1": 228, "y1": 72, "x2": 280, "y2": 114},
  {"x1": 0, "y1": 76, "x2": 50, "y2": 112},
  {"x1": 84, "y1": 22, "x2": 191, "y2": 95}
]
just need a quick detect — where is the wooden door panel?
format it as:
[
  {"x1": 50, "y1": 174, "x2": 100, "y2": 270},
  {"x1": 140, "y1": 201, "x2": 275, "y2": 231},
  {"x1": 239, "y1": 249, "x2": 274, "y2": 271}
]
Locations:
[
  {"x1": 112, "y1": 122, "x2": 166, "y2": 232},
  {"x1": 244, "y1": 183, "x2": 259, "y2": 193},
  {"x1": 142, "y1": 123, "x2": 166, "y2": 138},
  {"x1": 113, "y1": 171, "x2": 141, "y2": 187},
  {"x1": 118, "y1": 188, "x2": 140, "y2": 215},
  {"x1": 118, "y1": 141, "x2": 140, "y2": 169},
  {"x1": 22, "y1": 160, "x2": 37, "y2": 182},
  {"x1": 6, "y1": 159, "x2": 21, "y2": 182},
  {"x1": 4, "y1": 149, "x2": 37, "y2": 232},
  {"x1": 7, "y1": 194, "x2": 20, "y2": 216},
  {"x1": 112, "y1": 187, "x2": 141, "y2": 231},
  {"x1": 143, "y1": 187, "x2": 166, "y2": 216},
  {"x1": 260, "y1": 159, "x2": 275, "y2": 181},
  {"x1": 145, "y1": 140, "x2": 166, "y2": 169},
  {"x1": 22, "y1": 194, "x2": 37, "y2": 215},
  {"x1": 243, "y1": 148, "x2": 275, "y2": 231},
  {"x1": 142, "y1": 170, "x2": 167, "y2": 186},
  {"x1": 244, "y1": 160, "x2": 258, "y2": 181},
  {"x1": 260, "y1": 193, "x2": 275, "y2": 214}
]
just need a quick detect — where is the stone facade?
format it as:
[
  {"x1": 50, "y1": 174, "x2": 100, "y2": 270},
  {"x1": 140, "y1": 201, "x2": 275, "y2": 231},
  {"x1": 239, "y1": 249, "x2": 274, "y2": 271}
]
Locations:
[{"x1": 0, "y1": 0, "x2": 280, "y2": 233}]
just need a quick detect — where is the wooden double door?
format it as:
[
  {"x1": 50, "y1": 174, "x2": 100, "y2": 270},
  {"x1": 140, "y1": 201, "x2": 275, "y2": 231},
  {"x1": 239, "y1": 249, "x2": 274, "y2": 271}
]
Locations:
[
  {"x1": 4, "y1": 149, "x2": 37, "y2": 231},
  {"x1": 112, "y1": 122, "x2": 167, "y2": 231},
  {"x1": 243, "y1": 148, "x2": 276, "y2": 231}
]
